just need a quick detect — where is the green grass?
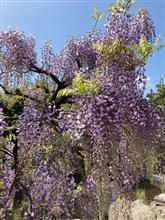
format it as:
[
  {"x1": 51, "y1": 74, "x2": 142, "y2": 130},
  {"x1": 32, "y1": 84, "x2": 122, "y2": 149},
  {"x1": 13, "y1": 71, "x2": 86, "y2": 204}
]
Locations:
[{"x1": 135, "y1": 188, "x2": 146, "y2": 201}]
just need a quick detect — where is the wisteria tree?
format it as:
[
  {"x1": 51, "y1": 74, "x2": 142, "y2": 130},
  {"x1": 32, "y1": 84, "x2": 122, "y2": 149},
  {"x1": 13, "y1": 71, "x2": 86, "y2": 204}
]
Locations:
[{"x1": 0, "y1": 0, "x2": 163, "y2": 219}]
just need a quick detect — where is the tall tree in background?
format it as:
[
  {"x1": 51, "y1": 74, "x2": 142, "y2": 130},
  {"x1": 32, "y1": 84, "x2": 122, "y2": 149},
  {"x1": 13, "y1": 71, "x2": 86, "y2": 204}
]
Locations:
[
  {"x1": 147, "y1": 79, "x2": 165, "y2": 170},
  {"x1": 147, "y1": 79, "x2": 165, "y2": 107}
]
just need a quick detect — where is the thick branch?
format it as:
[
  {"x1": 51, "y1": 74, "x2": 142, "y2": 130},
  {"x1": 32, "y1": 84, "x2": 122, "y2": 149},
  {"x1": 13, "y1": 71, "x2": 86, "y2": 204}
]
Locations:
[
  {"x1": 4, "y1": 173, "x2": 17, "y2": 208},
  {"x1": 31, "y1": 64, "x2": 62, "y2": 86},
  {"x1": 20, "y1": 183, "x2": 33, "y2": 211},
  {"x1": 3, "y1": 146, "x2": 13, "y2": 156},
  {"x1": 55, "y1": 95, "x2": 73, "y2": 109},
  {"x1": 0, "y1": 148, "x2": 13, "y2": 157},
  {"x1": 0, "y1": 84, "x2": 12, "y2": 95},
  {"x1": 0, "y1": 84, "x2": 39, "y2": 102},
  {"x1": 49, "y1": 80, "x2": 71, "y2": 103}
]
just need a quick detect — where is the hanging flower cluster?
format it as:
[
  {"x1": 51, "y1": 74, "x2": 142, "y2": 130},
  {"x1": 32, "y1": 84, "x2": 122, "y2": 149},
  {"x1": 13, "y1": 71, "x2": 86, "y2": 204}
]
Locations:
[{"x1": 0, "y1": 108, "x2": 4, "y2": 136}]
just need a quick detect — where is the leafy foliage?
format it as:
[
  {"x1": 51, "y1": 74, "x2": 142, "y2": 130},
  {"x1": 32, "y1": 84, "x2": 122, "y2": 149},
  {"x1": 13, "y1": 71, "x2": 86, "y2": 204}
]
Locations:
[
  {"x1": 147, "y1": 79, "x2": 165, "y2": 107},
  {"x1": 110, "y1": 0, "x2": 135, "y2": 14},
  {"x1": 92, "y1": 7, "x2": 104, "y2": 20},
  {"x1": 147, "y1": 79, "x2": 165, "y2": 152},
  {"x1": 72, "y1": 73, "x2": 100, "y2": 95}
]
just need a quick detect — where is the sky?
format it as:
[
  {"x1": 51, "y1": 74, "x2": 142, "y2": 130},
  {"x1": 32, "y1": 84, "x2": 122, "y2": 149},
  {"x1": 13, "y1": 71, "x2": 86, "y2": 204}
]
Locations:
[{"x1": 0, "y1": 0, "x2": 165, "y2": 93}]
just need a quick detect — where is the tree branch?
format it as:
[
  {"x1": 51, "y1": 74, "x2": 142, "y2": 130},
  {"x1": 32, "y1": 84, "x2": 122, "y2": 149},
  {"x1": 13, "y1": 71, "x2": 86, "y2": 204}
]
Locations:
[
  {"x1": 20, "y1": 183, "x2": 33, "y2": 212},
  {"x1": 49, "y1": 80, "x2": 71, "y2": 103},
  {"x1": 0, "y1": 148, "x2": 13, "y2": 157},
  {"x1": 31, "y1": 64, "x2": 62, "y2": 86},
  {"x1": 3, "y1": 146, "x2": 13, "y2": 156},
  {"x1": 55, "y1": 95, "x2": 73, "y2": 109},
  {"x1": 0, "y1": 84, "x2": 12, "y2": 95},
  {"x1": 4, "y1": 173, "x2": 17, "y2": 208},
  {"x1": 0, "y1": 84, "x2": 39, "y2": 102}
]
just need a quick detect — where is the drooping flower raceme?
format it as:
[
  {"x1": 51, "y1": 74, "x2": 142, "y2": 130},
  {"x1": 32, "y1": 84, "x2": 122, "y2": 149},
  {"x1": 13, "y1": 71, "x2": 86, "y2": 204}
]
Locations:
[
  {"x1": 30, "y1": 160, "x2": 77, "y2": 218},
  {"x1": 0, "y1": 108, "x2": 4, "y2": 136},
  {"x1": 60, "y1": 33, "x2": 100, "y2": 80},
  {"x1": 59, "y1": 4, "x2": 159, "y2": 216},
  {"x1": 0, "y1": 29, "x2": 36, "y2": 86}
]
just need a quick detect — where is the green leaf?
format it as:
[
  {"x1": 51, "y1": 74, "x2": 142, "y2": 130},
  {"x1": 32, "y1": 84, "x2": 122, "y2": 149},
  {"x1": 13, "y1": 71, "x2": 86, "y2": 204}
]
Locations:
[
  {"x1": 73, "y1": 73, "x2": 100, "y2": 95},
  {"x1": 153, "y1": 35, "x2": 164, "y2": 51},
  {"x1": 92, "y1": 42, "x2": 104, "y2": 52},
  {"x1": 0, "y1": 137, "x2": 8, "y2": 148},
  {"x1": 131, "y1": 35, "x2": 153, "y2": 62},
  {"x1": 110, "y1": 0, "x2": 135, "y2": 14},
  {"x1": 110, "y1": 4, "x2": 116, "y2": 13},
  {"x1": 0, "y1": 181, "x2": 4, "y2": 189},
  {"x1": 137, "y1": 8, "x2": 148, "y2": 15},
  {"x1": 139, "y1": 35, "x2": 153, "y2": 56},
  {"x1": 92, "y1": 7, "x2": 104, "y2": 20},
  {"x1": 56, "y1": 88, "x2": 73, "y2": 98}
]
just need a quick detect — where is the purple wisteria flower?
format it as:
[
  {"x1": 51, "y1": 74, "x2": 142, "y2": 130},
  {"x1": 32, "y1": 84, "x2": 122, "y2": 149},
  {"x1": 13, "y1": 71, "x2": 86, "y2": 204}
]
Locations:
[{"x1": 0, "y1": 108, "x2": 4, "y2": 136}]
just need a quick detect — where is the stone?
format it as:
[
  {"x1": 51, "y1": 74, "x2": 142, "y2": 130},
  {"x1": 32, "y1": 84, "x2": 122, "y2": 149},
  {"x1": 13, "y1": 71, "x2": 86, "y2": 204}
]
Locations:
[
  {"x1": 108, "y1": 198, "x2": 132, "y2": 220},
  {"x1": 152, "y1": 175, "x2": 165, "y2": 190},
  {"x1": 153, "y1": 205, "x2": 165, "y2": 219},
  {"x1": 154, "y1": 193, "x2": 165, "y2": 206},
  {"x1": 152, "y1": 175, "x2": 164, "y2": 189},
  {"x1": 108, "y1": 199, "x2": 156, "y2": 220},
  {"x1": 131, "y1": 199, "x2": 156, "y2": 220}
]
